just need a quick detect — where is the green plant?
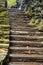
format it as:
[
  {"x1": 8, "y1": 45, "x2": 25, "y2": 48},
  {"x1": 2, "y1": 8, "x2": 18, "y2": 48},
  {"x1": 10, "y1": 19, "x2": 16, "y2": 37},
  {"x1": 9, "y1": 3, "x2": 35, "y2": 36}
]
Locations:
[
  {"x1": 7, "y1": 0, "x2": 16, "y2": 8},
  {"x1": 24, "y1": 0, "x2": 43, "y2": 30},
  {"x1": 0, "y1": 1, "x2": 9, "y2": 65}
]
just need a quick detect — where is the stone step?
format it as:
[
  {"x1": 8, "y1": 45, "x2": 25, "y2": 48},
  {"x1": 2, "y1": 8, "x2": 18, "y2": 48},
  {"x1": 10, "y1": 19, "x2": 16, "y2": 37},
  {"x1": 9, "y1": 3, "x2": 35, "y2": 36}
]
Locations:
[
  {"x1": 10, "y1": 25, "x2": 35, "y2": 29},
  {"x1": 10, "y1": 41, "x2": 43, "y2": 45},
  {"x1": 10, "y1": 30, "x2": 43, "y2": 35},
  {"x1": 9, "y1": 62, "x2": 43, "y2": 65},
  {"x1": 9, "y1": 13, "x2": 28, "y2": 18},
  {"x1": 10, "y1": 35, "x2": 43, "y2": 41},
  {"x1": 9, "y1": 54, "x2": 43, "y2": 59},
  {"x1": 10, "y1": 49, "x2": 43, "y2": 55},
  {"x1": 10, "y1": 47, "x2": 43, "y2": 54},
  {"x1": 11, "y1": 28, "x2": 38, "y2": 32},
  {"x1": 10, "y1": 40, "x2": 43, "y2": 47},
  {"x1": 10, "y1": 35, "x2": 43, "y2": 39},
  {"x1": 10, "y1": 41, "x2": 43, "y2": 47},
  {"x1": 9, "y1": 17, "x2": 29, "y2": 21},
  {"x1": 10, "y1": 47, "x2": 43, "y2": 51}
]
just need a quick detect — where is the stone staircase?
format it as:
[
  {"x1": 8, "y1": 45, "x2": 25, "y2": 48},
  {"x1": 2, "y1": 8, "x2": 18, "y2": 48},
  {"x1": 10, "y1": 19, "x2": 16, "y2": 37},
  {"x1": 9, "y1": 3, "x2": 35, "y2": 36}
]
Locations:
[{"x1": 9, "y1": 8, "x2": 43, "y2": 65}]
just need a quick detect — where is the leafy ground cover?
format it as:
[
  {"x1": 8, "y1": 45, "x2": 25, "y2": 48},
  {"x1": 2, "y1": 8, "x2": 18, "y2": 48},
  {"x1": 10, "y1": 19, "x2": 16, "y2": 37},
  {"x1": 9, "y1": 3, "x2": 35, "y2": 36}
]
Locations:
[
  {"x1": 24, "y1": 0, "x2": 43, "y2": 30},
  {"x1": 0, "y1": 0, "x2": 9, "y2": 65}
]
